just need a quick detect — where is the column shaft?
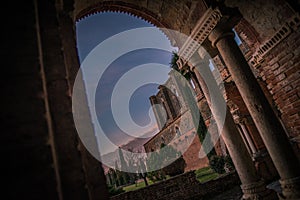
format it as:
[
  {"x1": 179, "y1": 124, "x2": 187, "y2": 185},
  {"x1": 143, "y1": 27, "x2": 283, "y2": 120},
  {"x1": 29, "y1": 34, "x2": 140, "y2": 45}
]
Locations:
[
  {"x1": 191, "y1": 58, "x2": 259, "y2": 185},
  {"x1": 209, "y1": 27, "x2": 300, "y2": 198},
  {"x1": 240, "y1": 122, "x2": 257, "y2": 154},
  {"x1": 210, "y1": 28, "x2": 300, "y2": 178},
  {"x1": 190, "y1": 57, "x2": 275, "y2": 199}
]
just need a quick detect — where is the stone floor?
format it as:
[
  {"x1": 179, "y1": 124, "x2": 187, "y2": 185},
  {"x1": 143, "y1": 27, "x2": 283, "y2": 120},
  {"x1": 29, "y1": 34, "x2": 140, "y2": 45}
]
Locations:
[
  {"x1": 208, "y1": 185, "x2": 243, "y2": 200},
  {"x1": 207, "y1": 180, "x2": 282, "y2": 200}
]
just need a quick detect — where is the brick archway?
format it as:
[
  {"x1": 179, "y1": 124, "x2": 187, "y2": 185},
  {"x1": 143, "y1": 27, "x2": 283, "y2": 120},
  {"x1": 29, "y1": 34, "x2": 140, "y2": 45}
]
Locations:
[{"x1": 73, "y1": 0, "x2": 209, "y2": 48}]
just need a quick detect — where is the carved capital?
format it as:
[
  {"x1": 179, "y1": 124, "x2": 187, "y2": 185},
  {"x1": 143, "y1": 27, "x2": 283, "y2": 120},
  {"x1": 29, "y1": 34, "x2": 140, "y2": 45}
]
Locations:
[
  {"x1": 178, "y1": 5, "x2": 241, "y2": 66},
  {"x1": 178, "y1": 8, "x2": 223, "y2": 62},
  {"x1": 208, "y1": 26, "x2": 235, "y2": 47}
]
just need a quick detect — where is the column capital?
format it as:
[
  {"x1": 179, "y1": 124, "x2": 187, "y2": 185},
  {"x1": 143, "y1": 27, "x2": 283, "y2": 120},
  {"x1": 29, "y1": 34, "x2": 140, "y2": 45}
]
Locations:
[
  {"x1": 208, "y1": 26, "x2": 235, "y2": 48},
  {"x1": 178, "y1": 5, "x2": 241, "y2": 64},
  {"x1": 187, "y1": 51, "x2": 210, "y2": 71}
]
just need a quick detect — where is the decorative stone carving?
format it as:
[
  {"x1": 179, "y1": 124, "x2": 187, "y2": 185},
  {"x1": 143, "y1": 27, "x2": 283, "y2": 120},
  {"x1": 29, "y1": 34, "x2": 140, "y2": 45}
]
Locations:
[{"x1": 178, "y1": 7, "x2": 223, "y2": 63}]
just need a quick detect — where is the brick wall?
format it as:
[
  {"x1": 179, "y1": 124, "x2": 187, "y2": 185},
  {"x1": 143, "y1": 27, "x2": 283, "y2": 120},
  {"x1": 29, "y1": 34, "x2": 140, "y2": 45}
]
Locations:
[{"x1": 259, "y1": 30, "x2": 300, "y2": 139}]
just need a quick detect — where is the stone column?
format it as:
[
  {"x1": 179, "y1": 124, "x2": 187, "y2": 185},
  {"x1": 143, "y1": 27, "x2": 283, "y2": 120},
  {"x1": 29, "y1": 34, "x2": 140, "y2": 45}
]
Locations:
[
  {"x1": 236, "y1": 124, "x2": 252, "y2": 156},
  {"x1": 240, "y1": 119, "x2": 257, "y2": 154},
  {"x1": 189, "y1": 54, "x2": 275, "y2": 199},
  {"x1": 208, "y1": 26, "x2": 300, "y2": 199},
  {"x1": 190, "y1": 72, "x2": 203, "y2": 95}
]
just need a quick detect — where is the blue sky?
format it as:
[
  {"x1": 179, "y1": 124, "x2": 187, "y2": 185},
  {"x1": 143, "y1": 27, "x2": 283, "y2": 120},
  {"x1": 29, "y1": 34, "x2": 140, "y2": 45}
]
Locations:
[{"x1": 76, "y1": 12, "x2": 177, "y2": 154}]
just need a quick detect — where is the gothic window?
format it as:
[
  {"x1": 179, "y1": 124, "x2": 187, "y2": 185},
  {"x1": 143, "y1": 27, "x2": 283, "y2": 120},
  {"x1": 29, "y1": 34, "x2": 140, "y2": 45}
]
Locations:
[
  {"x1": 172, "y1": 87, "x2": 179, "y2": 96},
  {"x1": 160, "y1": 98, "x2": 170, "y2": 120},
  {"x1": 233, "y1": 28, "x2": 250, "y2": 55},
  {"x1": 175, "y1": 126, "x2": 181, "y2": 137},
  {"x1": 190, "y1": 79, "x2": 196, "y2": 89},
  {"x1": 161, "y1": 136, "x2": 165, "y2": 144}
]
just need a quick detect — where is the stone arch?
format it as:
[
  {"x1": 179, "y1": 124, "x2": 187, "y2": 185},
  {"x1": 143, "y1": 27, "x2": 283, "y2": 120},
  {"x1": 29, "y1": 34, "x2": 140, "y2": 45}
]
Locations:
[{"x1": 73, "y1": 0, "x2": 209, "y2": 47}]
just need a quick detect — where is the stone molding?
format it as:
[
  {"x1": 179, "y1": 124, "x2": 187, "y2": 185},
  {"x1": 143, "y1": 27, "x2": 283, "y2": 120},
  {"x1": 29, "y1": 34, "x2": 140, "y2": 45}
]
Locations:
[{"x1": 177, "y1": 7, "x2": 223, "y2": 66}]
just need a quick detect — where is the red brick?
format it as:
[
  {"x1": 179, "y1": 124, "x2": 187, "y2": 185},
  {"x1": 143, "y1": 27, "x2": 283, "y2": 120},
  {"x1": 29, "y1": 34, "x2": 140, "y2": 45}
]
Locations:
[
  {"x1": 273, "y1": 90, "x2": 287, "y2": 100},
  {"x1": 277, "y1": 73, "x2": 287, "y2": 81},
  {"x1": 271, "y1": 62, "x2": 280, "y2": 71},
  {"x1": 278, "y1": 53, "x2": 294, "y2": 66},
  {"x1": 267, "y1": 56, "x2": 279, "y2": 66},
  {"x1": 285, "y1": 66, "x2": 299, "y2": 76}
]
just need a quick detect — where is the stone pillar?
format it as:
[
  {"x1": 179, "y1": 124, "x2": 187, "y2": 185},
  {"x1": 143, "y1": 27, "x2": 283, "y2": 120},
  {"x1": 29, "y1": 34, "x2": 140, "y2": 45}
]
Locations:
[
  {"x1": 189, "y1": 54, "x2": 275, "y2": 199},
  {"x1": 190, "y1": 72, "x2": 203, "y2": 95},
  {"x1": 240, "y1": 119, "x2": 257, "y2": 154},
  {"x1": 236, "y1": 123, "x2": 252, "y2": 156},
  {"x1": 208, "y1": 26, "x2": 300, "y2": 199}
]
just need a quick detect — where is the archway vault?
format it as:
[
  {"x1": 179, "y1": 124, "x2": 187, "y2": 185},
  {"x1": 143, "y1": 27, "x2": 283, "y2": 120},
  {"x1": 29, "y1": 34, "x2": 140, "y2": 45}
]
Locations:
[{"x1": 73, "y1": 0, "x2": 209, "y2": 46}]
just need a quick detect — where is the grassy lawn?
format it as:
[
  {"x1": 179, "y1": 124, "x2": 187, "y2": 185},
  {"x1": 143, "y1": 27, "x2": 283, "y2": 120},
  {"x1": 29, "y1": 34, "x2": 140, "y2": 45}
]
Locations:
[
  {"x1": 123, "y1": 175, "x2": 172, "y2": 192},
  {"x1": 123, "y1": 180, "x2": 153, "y2": 192},
  {"x1": 194, "y1": 167, "x2": 219, "y2": 183},
  {"x1": 123, "y1": 168, "x2": 219, "y2": 192}
]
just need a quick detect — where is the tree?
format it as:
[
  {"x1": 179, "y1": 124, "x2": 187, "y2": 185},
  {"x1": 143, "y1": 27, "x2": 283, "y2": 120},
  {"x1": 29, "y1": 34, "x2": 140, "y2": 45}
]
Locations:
[
  {"x1": 146, "y1": 143, "x2": 186, "y2": 182},
  {"x1": 108, "y1": 168, "x2": 117, "y2": 186},
  {"x1": 137, "y1": 157, "x2": 148, "y2": 186}
]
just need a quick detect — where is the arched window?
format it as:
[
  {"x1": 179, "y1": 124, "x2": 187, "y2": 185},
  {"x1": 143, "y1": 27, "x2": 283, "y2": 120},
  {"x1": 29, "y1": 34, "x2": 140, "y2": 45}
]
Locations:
[
  {"x1": 175, "y1": 126, "x2": 181, "y2": 137},
  {"x1": 190, "y1": 79, "x2": 196, "y2": 89},
  {"x1": 160, "y1": 98, "x2": 170, "y2": 120},
  {"x1": 161, "y1": 136, "x2": 165, "y2": 143},
  {"x1": 172, "y1": 85, "x2": 179, "y2": 96}
]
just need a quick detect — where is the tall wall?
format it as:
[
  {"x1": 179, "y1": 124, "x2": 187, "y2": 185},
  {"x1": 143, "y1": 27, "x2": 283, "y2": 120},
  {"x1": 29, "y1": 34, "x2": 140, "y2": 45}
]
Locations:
[
  {"x1": 4, "y1": 0, "x2": 109, "y2": 199},
  {"x1": 3, "y1": 1, "x2": 59, "y2": 199}
]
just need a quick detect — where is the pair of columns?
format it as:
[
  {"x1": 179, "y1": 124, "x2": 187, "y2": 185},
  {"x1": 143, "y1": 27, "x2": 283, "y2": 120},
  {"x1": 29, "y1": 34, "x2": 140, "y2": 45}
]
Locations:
[
  {"x1": 188, "y1": 54, "x2": 274, "y2": 199},
  {"x1": 184, "y1": 23, "x2": 300, "y2": 199}
]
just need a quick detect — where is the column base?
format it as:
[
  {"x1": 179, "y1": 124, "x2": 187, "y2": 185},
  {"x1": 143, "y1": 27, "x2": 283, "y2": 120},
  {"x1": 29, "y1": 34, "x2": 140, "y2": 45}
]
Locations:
[
  {"x1": 278, "y1": 176, "x2": 300, "y2": 200},
  {"x1": 241, "y1": 180, "x2": 277, "y2": 200}
]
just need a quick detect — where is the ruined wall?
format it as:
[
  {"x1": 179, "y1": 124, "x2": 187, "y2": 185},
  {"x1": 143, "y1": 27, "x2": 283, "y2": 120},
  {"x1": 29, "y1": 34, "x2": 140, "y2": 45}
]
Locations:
[
  {"x1": 143, "y1": 110, "x2": 209, "y2": 171},
  {"x1": 110, "y1": 171, "x2": 239, "y2": 200}
]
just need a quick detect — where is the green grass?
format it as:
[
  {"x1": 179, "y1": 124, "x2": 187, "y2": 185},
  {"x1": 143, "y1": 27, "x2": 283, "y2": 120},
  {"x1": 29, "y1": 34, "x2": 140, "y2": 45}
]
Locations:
[
  {"x1": 123, "y1": 180, "x2": 154, "y2": 192},
  {"x1": 123, "y1": 168, "x2": 219, "y2": 192},
  {"x1": 195, "y1": 167, "x2": 219, "y2": 183}
]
